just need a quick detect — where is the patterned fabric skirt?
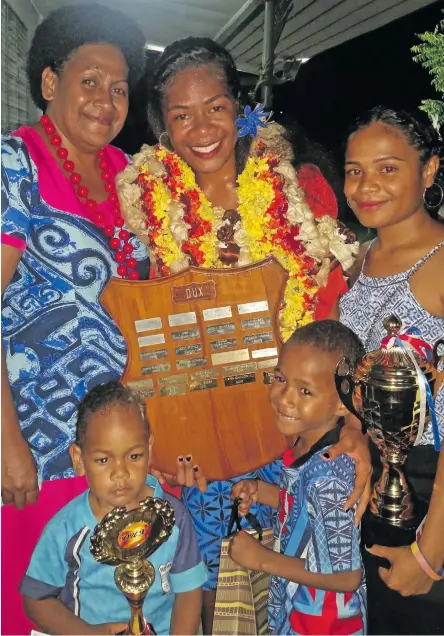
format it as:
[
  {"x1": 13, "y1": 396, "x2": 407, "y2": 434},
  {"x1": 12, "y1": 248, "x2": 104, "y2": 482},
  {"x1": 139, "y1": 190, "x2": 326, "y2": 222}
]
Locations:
[{"x1": 182, "y1": 460, "x2": 281, "y2": 590}]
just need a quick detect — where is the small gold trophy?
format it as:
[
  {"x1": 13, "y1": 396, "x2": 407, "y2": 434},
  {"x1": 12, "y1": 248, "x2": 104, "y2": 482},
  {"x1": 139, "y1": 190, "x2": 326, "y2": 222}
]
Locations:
[
  {"x1": 335, "y1": 315, "x2": 442, "y2": 549},
  {"x1": 90, "y1": 498, "x2": 175, "y2": 635}
]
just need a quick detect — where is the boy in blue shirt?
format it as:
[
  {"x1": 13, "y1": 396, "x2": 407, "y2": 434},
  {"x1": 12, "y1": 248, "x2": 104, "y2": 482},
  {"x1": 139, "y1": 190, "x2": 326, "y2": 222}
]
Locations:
[
  {"x1": 20, "y1": 381, "x2": 207, "y2": 635},
  {"x1": 230, "y1": 320, "x2": 367, "y2": 635}
]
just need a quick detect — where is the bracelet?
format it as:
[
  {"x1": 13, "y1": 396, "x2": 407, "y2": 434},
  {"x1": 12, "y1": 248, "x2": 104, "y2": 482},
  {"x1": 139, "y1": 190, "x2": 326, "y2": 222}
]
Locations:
[{"x1": 410, "y1": 541, "x2": 444, "y2": 581}]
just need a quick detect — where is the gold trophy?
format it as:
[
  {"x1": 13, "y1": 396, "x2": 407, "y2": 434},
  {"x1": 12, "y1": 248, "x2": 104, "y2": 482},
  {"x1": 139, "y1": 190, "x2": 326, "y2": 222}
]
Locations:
[
  {"x1": 90, "y1": 497, "x2": 175, "y2": 635},
  {"x1": 335, "y1": 315, "x2": 442, "y2": 550}
]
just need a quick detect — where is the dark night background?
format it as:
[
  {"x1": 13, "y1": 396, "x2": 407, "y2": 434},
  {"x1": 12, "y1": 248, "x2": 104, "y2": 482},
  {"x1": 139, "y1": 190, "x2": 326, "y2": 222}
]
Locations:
[{"x1": 114, "y1": 0, "x2": 443, "y2": 230}]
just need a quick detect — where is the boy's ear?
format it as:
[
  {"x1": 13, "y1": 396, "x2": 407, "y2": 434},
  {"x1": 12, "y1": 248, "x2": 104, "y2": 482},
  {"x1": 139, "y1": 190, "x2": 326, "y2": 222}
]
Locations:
[
  {"x1": 334, "y1": 398, "x2": 350, "y2": 418},
  {"x1": 146, "y1": 432, "x2": 154, "y2": 474},
  {"x1": 69, "y1": 443, "x2": 85, "y2": 476}
]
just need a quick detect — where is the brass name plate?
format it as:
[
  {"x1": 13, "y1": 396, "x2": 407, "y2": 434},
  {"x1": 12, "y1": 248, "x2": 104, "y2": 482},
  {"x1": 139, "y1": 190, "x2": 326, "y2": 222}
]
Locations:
[
  {"x1": 222, "y1": 362, "x2": 257, "y2": 376},
  {"x1": 138, "y1": 333, "x2": 166, "y2": 348},
  {"x1": 251, "y1": 347, "x2": 278, "y2": 359},
  {"x1": 168, "y1": 311, "x2": 197, "y2": 327},
  {"x1": 141, "y1": 362, "x2": 171, "y2": 375},
  {"x1": 175, "y1": 343, "x2": 203, "y2": 357},
  {"x1": 243, "y1": 332, "x2": 273, "y2": 346},
  {"x1": 160, "y1": 384, "x2": 186, "y2": 397},
  {"x1": 189, "y1": 378, "x2": 218, "y2": 391},
  {"x1": 210, "y1": 338, "x2": 237, "y2": 351},
  {"x1": 224, "y1": 372, "x2": 256, "y2": 387},
  {"x1": 241, "y1": 317, "x2": 271, "y2": 330},
  {"x1": 211, "y1": 348, "x2": 250, "y2": 366},
  {"x1": 176, "y1": 356, "x2": 208, "y2": 370},
  {"x1": 203, "y1": 306, "x2": 232, "y2": 321},
  {"x1": 171, "y1": 328, "x2": 200, "y2": 341},
  {"x1": 237, "y1": 300, "x2": 269, "y2": 315},
  {"x1": 134, "y1": 317, "x2": 162, "y2": 333},
  {"x1": 139, "y1": 349, "x2": 168, "y2": 361},
  {"x1": 206, "y1": 322, "x2": 236, "y2": 336},
  {"x1": 159, "y1": 374, "x2": 188, "y2": 386},
  {"x1": 128, "y1": 379, "x2": 154, "y2": 390},
  {"x1": 257, "y1": 357, "x2": 278, "y2": 369},
  {"x1": 172, "y1": 280, "x2": 217, "y2": 304},
  {"x1": 138, "y1": 388, "x2": 156, "y2": 398},
  {"x1": 190, "y1": 368, "x2": 219, "y2": 380}
]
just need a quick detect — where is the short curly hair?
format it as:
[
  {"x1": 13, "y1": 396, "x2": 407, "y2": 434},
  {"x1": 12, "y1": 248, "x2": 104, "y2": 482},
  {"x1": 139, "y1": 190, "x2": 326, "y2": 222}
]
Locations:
[{"x1": 27, "y1": 3, "x2": 146, "y2": 111}]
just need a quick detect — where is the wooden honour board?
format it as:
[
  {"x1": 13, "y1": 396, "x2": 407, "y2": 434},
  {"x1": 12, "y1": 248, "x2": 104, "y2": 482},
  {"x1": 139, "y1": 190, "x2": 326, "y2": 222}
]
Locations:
[{"x1": 101, "y1": 257, "x2": 289, "y2": 480}]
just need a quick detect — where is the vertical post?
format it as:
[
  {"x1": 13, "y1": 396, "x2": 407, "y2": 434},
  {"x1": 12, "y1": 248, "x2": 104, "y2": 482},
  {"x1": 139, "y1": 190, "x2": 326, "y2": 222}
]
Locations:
[{"x1": 261, "y1": 0, "x2": 275, "y2": 108}]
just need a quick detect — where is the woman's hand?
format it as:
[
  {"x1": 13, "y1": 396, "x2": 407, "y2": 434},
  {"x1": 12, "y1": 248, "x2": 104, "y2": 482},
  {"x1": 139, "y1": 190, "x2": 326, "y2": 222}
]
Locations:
[
  {"x1": 1, "y1": 432, "x2": 39, "y2": 508},
  {"x1": 322, "y1": 418, "x2": 372, "y2": 524},
  {"x1": 231, "y1": 479, "x2": 259, "y2": 516},
  {"x1": 151, "y1": 454, "x2": 207, "y2": 492},
  {"x1": 366, "y1": 545, "x2": 435, "y2": 596}
]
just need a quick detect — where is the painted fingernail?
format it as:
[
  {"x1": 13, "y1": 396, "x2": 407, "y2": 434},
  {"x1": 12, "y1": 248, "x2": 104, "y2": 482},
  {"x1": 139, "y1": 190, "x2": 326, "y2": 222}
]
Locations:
[
  {"x1": 193, "y1": 466, "x2": 199, "y2": 473},
  {"x1": 178, "y1": 456, "x2": 184, "y2": 462},
  {"x1": 322, "y1": 452, "x2": 330, "y2": 459},
  {"x1": 185, "y1": 455, "x2": 192, "y2": 462}
]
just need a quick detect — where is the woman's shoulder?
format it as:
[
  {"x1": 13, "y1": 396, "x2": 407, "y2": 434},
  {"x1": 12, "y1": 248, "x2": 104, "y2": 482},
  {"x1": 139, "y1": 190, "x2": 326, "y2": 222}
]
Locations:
[{"x1": 2, "y1": 129, "x2": 34, "y2": 173}]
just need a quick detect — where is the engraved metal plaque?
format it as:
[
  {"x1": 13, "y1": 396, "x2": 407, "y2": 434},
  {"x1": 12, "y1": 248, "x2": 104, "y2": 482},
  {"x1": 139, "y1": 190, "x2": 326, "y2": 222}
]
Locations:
[
  {"x1": 160, "y1": 384, "x2": 186, "y2": 397},
  {"x1": 211, "y1": 348, "x2": 250, "y2": 366},
  {"x1": 206, "y1": 322, "x2": 236, "y2": 336},
  {"x1": 222, "y1": 362, "x2": 257, "y2": 376},
  {"x1": 168, "y1": 312, "x2": 197, "y2": 327},
  {"x1": 190, "y1": 369, "x2": 219, "y2": 380},
  {"x1": 224, "y1": 372, "x2": 256, "y2": 387},
  {"x1": 139, "y1": 349, "x2": 169, "y2": 362},
  {"x1": 210, "y1": 338, "x2": 237, "y2": 351},
  {"x1": 138, "y1": 389, "x2": 156, "y2": 398},
  {"x1": 243, "y1": 332, "x2": 273, "y2": 346},
  {"x1": 141, "y1": 362, "x2": 171, "y2": 375},
  {"x1": 189, "y1": 379, "x2": 218, "y2": 391},
  {"x1": 128, "y1": 379, "x2": 154, "y2": 390},
  {"x1": 241, "y1": 317, "x2": 271, "y2": 330},
  {"x1": 134, "y1": 317, "x2": 163, "y2": 333},
  {"x1": 203, "y1": 306, "x2": 232, "y2": 321},
  {"x1": 251, "y1": 347, "x2": 279, "y2": 359},
  {"x1": 257, "y1": 357, "x2": 279, "y2": 369},
  {"x1": 237, "y1": 300, "x2": 269, "y2": 315},
  {"x1": 138, "y1": 333, "x2": 166, "y2": 348},
  {"x1": 171, "y1": 328, "x2": 200, "y2": 341},
  {"x1": 175, "y1": 343, "x2": 203, "y2": 357},
  {"x1": 176, "y1": 357, "x2": 208, "y2": 370},
  {"x1": 263, "y1": 371, "x2": 275, "y2": 385},
  {"x1": 159, "y1": 374, "x2": 188, "y2": 386}
]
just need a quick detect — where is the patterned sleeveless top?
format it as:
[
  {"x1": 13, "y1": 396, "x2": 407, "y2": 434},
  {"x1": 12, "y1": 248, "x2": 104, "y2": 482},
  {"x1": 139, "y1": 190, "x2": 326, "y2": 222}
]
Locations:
[{"x1": 340, "y1": 240, "x2": 444, "y2": 446}]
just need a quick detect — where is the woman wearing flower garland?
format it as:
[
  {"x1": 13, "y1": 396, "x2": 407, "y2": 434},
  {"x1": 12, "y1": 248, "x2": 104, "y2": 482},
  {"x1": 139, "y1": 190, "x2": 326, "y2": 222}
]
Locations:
[{"x1": 117, "y1": 37, "x2": 365, "y2": 633}]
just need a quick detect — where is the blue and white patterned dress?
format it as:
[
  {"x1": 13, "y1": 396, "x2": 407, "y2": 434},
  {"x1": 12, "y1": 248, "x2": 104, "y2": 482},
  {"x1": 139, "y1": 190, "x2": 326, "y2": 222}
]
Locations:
[
  {"x1": 1, "y1": 127, "x2": 149, "y2": 481},
  {"x1": 340, "y1": 240, "x2": 444, "y2": 446}
]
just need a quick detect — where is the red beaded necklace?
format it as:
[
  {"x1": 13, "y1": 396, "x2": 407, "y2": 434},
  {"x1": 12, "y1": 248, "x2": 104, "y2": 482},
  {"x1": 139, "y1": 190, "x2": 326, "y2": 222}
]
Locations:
[{"x1": 40, "y1": 114, "x2": 139, "y2": 280}]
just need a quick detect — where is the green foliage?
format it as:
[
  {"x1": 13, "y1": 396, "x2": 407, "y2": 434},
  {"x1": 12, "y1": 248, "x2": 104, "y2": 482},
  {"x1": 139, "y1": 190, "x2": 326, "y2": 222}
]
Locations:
[{"x1": 412, "y1": 18, "x2": 444, "y2": 129}]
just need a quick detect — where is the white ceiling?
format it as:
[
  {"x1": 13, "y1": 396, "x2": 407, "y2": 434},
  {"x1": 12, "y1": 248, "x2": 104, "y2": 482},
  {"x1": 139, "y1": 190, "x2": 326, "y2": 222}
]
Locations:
[{"x1": 32, "y1": 0, "x2": 439, "y2": 74}]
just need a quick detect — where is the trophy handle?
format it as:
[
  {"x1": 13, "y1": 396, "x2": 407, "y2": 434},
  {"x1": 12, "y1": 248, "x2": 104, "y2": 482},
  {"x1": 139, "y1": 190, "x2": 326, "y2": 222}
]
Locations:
[{"x1": 334, "y1": 357, "x2": 364, "y2": 424}]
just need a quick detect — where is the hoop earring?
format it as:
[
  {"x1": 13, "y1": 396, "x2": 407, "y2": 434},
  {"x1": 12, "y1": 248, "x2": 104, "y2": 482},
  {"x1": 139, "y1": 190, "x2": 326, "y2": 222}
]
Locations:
[
  {"x1": 423, "y1": 183, "x2": 444, "y2": 208},
  {"x1": 159, "y1": 131, "x2": 173, "y2": 152}
]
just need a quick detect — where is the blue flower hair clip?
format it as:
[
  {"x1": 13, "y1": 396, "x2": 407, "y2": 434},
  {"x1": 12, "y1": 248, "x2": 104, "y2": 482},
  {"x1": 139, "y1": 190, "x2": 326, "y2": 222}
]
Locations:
[{"x1": 236, "y1": 103, "x2": 273, "y2": 138}]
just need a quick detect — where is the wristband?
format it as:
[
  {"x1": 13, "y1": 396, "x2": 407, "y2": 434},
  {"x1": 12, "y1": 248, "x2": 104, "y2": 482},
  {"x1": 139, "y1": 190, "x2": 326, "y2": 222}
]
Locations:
[{"x1": 410, "y1": 541, "x2": 444, "y2": 581}]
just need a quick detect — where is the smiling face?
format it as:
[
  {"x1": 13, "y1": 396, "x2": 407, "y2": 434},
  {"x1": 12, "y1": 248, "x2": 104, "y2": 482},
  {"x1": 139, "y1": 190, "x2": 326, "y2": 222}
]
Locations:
[
  {"x1": 42, "y1": 43, "x2": 129, "y2": 153},
  {"x1": 70, "y1": 404, "x2": 152, "y2": 519},
  {"x1": 162, "y1": 64, "x2": 238, "y2": 175},
  {"x1": 269, "y1": 343, "x2": 347, "y2": 443},
  {"x1": 344, "y1": 122, "x2": 438, "y2": 230}
]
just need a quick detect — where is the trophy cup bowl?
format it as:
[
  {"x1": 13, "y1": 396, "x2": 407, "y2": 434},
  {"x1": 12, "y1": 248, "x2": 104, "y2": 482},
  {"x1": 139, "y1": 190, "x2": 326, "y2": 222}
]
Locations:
[
  {"x1": 335, "y1": 315, "x2": 441, "y2": 550},
  {"x1": 90, "y1": 497, "x2": 175, "y2": 635}
]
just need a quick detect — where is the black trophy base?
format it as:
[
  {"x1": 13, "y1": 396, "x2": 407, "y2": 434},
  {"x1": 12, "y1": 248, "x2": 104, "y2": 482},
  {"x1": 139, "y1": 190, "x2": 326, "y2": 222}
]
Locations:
[{"x1": 361, "y1": 501, "x2": 427, "y2": 570}]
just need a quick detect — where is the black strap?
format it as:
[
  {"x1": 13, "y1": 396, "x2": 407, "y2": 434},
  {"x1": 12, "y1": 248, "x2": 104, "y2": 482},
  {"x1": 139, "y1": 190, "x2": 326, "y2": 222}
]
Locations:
[{"x1": 227, "y1": 496, "x2": 263, "y2": 541}]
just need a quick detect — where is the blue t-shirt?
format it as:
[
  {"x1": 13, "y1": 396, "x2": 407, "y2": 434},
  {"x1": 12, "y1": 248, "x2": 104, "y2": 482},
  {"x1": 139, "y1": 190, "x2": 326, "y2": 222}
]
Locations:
[
  {"x1": 20, "y1": 475, "x2": 208, "y2": 634},
  {"x1": 269, "y1": 426, "x2": 367, "y2": 635}
]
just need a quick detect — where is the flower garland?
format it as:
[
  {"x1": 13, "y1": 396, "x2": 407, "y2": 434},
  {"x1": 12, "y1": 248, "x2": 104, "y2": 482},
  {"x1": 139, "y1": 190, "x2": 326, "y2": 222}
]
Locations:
[{"x1": 117, "y1": 124, "x2": 359, "y2": 341}]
